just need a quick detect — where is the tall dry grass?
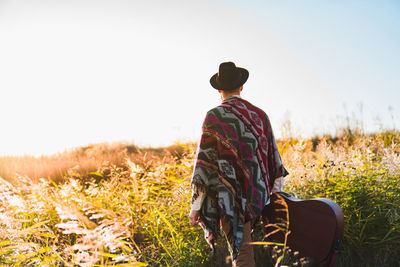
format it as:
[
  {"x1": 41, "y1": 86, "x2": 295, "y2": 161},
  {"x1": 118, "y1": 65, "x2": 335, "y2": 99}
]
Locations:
[
  {"x1": 0, "y1": 142, "x2": 205, "y2": 266},
  {"x1": 0, "y1": 142, "x2": 190, "y2": 184},
  {"x1": 0, "y1": 129, "x2": 399, "y2": 266}
]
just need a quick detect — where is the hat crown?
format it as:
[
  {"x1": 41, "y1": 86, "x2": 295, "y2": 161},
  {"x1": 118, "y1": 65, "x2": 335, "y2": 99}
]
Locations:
[
  {"x1": 210, "y1": 61, "x2": 249, "y2": 91},
  {"x1": 218, "y1": 62, "x2": 240, "y2": 83}
]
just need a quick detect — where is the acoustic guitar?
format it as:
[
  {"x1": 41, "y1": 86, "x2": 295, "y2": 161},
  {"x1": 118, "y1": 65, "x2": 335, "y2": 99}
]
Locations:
[{"x1": 262, "y1": 192, "x2": 344, "y2": 266}]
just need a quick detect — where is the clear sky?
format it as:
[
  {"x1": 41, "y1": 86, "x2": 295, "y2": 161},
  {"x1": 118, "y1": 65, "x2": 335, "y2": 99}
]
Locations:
[{"x1": 0, "y1": 0, "x2": 399, "y2": 156}]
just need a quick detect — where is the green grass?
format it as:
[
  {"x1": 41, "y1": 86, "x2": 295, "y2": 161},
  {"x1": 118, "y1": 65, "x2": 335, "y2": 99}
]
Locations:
[{"x1": 0, "y1": 130, "x2": 399, "y2": 266}]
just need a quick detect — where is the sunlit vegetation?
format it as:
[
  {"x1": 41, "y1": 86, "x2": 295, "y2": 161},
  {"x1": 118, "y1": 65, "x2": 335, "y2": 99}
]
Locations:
[{"x1": 0, "y1": 129, "x2": 399, "y2": 266}]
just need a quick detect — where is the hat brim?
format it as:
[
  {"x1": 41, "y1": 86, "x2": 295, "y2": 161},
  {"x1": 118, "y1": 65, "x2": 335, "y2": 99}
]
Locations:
[{"x1": 210, "y1": 68, "x2": 249, "y2": 91}]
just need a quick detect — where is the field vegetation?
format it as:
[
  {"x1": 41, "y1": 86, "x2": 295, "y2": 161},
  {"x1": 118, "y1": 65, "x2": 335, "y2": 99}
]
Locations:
[{"x1": 0, "y1": 128, "x2": 399, "y2": 266}]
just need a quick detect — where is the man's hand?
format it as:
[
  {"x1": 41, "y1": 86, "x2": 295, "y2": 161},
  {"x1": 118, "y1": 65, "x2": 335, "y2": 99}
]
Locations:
[{"x1": 189, "y1": 209, "x2": 200, "y2": 226}]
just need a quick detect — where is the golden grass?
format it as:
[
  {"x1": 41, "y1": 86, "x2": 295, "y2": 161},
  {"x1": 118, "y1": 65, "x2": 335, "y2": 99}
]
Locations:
[
  {"x1": 0, "y1": 129, "x2": 399, "y2": 266},
  {"x1": 0, "y1": 142, "x2": 195, "y2": 184}
]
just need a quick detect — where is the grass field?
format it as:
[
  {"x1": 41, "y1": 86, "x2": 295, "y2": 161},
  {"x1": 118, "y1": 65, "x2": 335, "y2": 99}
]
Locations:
[{"x1": 0, "y1": 129, "x2": 399, "y2": 266}]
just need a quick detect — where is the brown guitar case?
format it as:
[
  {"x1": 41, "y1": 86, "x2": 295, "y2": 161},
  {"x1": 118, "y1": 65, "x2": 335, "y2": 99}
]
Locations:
[{"x1": 262, "y1": 192, "x2": 344, "y2": 265}]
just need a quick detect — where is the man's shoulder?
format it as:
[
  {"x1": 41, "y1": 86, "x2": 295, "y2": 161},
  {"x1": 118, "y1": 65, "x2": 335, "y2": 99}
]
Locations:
[
  {"x1": 205, "y1": 105, "x2": 225, "y2": 116},
  {"x1": 240, "y1": 99, "x2": 269, "y2": 118}
]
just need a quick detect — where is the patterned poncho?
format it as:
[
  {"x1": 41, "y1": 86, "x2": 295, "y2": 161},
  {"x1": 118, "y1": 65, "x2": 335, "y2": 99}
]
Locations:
[{"x1": 191, "y1": 96, "x2": 288, "y2": 257}]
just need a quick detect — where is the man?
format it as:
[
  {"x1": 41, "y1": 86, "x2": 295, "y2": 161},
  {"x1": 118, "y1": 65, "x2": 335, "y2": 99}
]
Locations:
[{"x1": 189, "y1": 62, "x2": 288, "y2": 266}]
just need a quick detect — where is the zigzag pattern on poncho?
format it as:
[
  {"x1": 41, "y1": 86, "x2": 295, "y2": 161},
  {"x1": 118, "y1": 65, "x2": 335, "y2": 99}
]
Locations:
[{"x1": 191, "y1": 96, "x2": 288, "y2": 258}]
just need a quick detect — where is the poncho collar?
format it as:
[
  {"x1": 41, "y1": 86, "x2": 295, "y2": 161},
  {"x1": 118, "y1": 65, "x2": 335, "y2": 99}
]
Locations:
[{"x1": 222, "y1": 95, "x2": 241, "y2": 103}]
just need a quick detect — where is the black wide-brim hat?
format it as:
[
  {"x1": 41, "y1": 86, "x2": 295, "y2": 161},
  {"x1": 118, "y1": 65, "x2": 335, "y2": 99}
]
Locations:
[{"x1": 210, "y1": 62, "x2": 249, "y2": 91}]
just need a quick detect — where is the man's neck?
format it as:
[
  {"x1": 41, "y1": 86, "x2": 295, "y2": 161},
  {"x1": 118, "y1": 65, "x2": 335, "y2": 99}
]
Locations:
[{"x1": 221, "y1": 91, "x2": 241, "y2": 100}]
